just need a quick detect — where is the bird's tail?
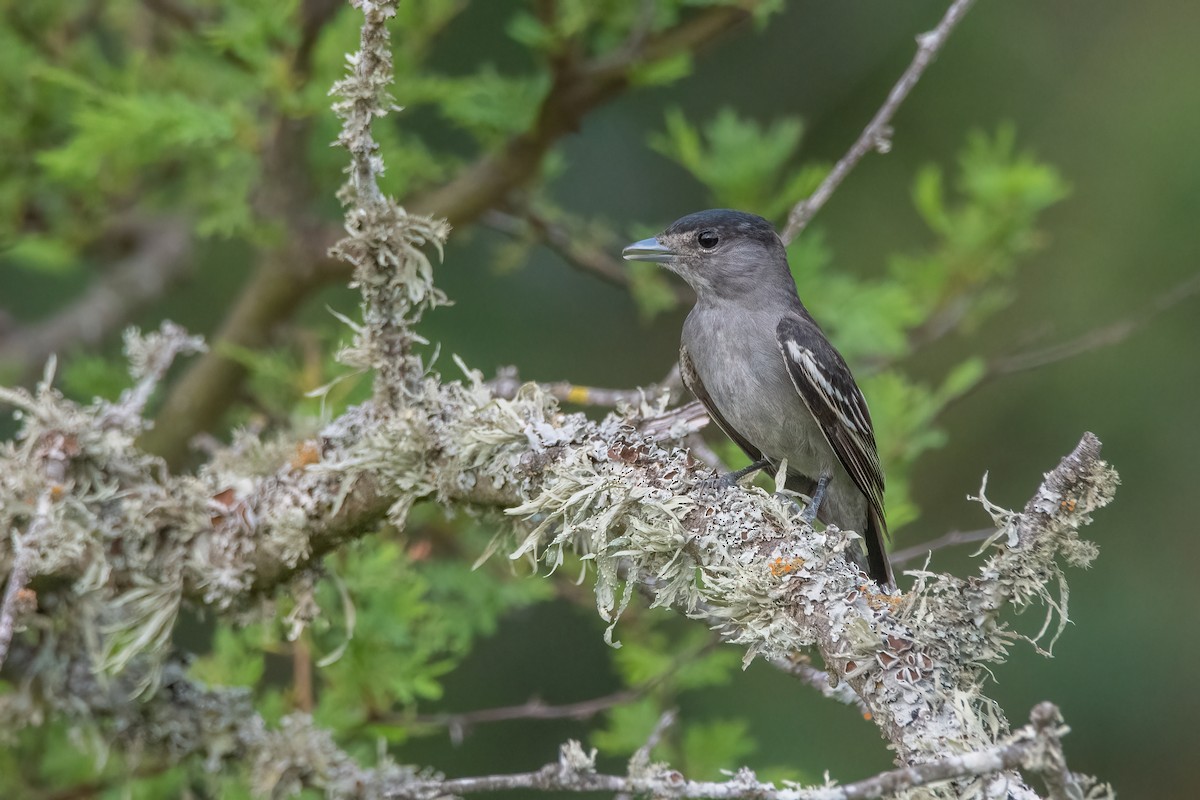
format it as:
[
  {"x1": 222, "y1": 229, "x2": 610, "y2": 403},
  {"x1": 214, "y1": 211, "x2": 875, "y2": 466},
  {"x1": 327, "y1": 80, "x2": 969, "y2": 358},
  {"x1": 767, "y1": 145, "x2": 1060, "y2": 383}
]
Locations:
[{"x1": 865, "y1": 507, "x2": 894, "y2": 590}]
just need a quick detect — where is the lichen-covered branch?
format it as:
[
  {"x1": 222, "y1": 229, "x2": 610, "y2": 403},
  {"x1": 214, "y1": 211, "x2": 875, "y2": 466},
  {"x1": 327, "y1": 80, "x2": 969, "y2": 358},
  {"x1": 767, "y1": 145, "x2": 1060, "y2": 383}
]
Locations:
[
  {"x1": 0, "y1": 2, "x2": 1117, "y2": 798},
  {"x1": 0, "y1": 347, "x2": 1115, "y2": 795},
  {"x1": 1, "y1": 635, "x2": 1102, "y2": 800}
]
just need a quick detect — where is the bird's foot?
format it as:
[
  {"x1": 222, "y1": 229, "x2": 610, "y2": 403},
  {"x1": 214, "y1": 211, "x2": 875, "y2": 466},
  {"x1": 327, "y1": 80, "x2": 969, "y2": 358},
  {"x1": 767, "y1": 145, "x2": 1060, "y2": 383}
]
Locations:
[
  {"x1": 698, "y1": 458, "x2": 771, "y2": 493},
  {"x1": 798, "y1": 472, "x2": 831, "y2": 525}
]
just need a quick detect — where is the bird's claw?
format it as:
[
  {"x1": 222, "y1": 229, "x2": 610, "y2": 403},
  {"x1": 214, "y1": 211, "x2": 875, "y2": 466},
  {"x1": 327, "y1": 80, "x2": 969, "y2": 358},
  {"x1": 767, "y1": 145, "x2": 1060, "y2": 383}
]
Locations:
[{"x1": 698, "y1": 471, "x2": 738, "y2": 493}]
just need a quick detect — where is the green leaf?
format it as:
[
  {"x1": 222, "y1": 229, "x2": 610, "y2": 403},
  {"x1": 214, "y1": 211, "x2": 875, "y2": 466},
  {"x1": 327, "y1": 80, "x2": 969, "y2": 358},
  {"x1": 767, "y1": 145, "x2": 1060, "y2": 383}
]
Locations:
[
  {"x1": 2, "y1": 234, "x2": 78, "y2": 274},
  {"x1": 681, "y1": 719, "x2": 756, "y2": 780},
  {"x1": 912, "y1": 165, "x2": 949, "y2": 234},
  {"x1": 652, "y1": 107, "x2": 806, "y2": 215},
  {"x1": 631, "y1": 52, "x2": 694, "y2": 87},
  {"x1": 591, "y1": 697, "x2": 664, "y2": 755}
]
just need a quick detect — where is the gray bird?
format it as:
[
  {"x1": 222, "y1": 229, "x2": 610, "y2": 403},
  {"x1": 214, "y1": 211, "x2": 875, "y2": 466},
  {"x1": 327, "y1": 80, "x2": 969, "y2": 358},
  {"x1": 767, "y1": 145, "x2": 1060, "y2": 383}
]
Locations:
[{"x1": 623, "y1": 209, "x2": 893, "y2": 588}]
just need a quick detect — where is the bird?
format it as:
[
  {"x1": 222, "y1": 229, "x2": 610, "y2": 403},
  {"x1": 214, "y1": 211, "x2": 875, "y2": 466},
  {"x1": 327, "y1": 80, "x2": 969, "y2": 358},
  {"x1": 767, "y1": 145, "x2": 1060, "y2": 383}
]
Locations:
[{"x1": 622, "y1": 209, "x2": 893, "y2": 588}]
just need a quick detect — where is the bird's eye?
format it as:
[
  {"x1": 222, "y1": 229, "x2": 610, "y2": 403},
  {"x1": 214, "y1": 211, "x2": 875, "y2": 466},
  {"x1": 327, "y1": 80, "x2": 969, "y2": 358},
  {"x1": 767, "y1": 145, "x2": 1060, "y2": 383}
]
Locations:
[{"x1": 697, "y1": 230, "x2": 719, "y2": 249}]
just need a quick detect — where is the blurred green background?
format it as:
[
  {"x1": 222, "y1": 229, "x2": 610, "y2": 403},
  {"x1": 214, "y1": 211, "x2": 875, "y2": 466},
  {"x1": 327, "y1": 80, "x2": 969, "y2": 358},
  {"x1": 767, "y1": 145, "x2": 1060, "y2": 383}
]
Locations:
[{"x1": 2, "y1": 0, "x2": 1197, "y2": 797}]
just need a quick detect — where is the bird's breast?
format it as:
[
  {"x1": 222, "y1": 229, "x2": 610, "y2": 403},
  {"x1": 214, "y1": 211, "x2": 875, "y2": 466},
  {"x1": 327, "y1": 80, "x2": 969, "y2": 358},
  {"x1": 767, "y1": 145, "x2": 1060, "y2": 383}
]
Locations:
[{"x1": 682, "y1": 308, "x2": 832, "y2": 477}]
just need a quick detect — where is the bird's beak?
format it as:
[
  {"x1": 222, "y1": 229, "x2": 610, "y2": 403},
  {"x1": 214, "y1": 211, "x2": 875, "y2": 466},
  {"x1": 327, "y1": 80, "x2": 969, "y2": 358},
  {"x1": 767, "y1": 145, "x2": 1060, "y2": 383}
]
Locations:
[{"x1": 622, "y1": 237, "x2": 676, "y2": 264}]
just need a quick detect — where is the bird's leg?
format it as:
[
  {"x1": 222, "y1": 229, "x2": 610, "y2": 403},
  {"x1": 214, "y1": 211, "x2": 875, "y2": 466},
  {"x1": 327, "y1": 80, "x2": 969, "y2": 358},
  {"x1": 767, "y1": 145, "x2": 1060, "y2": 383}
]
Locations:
[
  {"x1": 799, "y1": 472, "x2": 831, "y2": 524},
  {"x1": 707, "y1": 457, "x2": 771, "y2": 489}
]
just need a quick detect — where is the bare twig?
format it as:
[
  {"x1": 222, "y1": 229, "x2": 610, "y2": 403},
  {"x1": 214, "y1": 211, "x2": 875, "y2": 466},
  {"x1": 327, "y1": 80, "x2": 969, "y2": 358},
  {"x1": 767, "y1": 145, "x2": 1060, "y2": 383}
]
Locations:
[
  {"x1": 889, "y1": 527, "x2": 995, "y2": 567},
  {"x1": 406, "y1": 640, "x2": 713, "y2": 746},
  {"x1": 992, "y1": 269, "x2": 1200, "y2": 375},
  {"x1": 781, "y1": 0, "x2": 977, "y2": 243},
  {"x1": 483, "y1": 207, "x2": 693, "y2": 304},
  {"x1": 617, "y1": 709, "x2": 679, "y2": 800},
  {"x1": 411, "y1": 689, "x2": 640, "y2": 746}
]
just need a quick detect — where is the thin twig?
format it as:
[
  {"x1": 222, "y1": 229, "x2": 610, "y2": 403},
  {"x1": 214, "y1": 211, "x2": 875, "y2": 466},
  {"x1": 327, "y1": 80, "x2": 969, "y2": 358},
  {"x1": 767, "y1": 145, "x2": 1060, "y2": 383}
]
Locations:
[
  {"x1": 404, "y1": 640, "x2": 712, "y2": 746},
  {"x1": 992, "y1": 269, "x2": 1200, "y2": 375},
  {"x1": 0, "y1": 549, "x2": 30, "y2": 671},
  {"x1": 483, "y1": 207, "x2": 694, "y2": 304},
  {"x1": 401, "y1": 703, "x2": 1076, "y2": 800},
  {"x1": 781, "y1": 0, "x2": 978, "y2": 243},
  {"x1": 890, "y1": 527, "x2": 995, "y2": 567},
  {"x1": 617, "y1": 709, "x2": 679, "y2": 800},
  {"x1": 410, "y1": 689, "x2": 640, "y2": 746}
]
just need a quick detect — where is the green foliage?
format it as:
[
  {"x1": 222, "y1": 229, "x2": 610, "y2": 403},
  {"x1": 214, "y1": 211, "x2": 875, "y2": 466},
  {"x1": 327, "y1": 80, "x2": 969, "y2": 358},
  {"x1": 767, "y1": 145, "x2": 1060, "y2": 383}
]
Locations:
[
  {"x1": 652, "y1": 108, "x2": 828, "y2": 219},
  {"x1": 680, "y1": 718, "x2": 757, "y2": 779},
  {"x1": 184, "y1": 515, "x2": 552, "y2": 759},
  {"x1": 401, "y1": 68, "x2": 550, "y2": 146}
]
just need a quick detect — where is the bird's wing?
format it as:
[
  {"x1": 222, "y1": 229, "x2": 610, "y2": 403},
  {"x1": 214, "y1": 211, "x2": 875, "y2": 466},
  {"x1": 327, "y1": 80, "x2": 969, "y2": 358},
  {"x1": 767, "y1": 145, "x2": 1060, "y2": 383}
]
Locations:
[
  {"x1": 679, "y1": 343, "x2": 763, "y2": 463},
  {"x1": 775, "y1": 315, "x2": 887, "y2": 534}
]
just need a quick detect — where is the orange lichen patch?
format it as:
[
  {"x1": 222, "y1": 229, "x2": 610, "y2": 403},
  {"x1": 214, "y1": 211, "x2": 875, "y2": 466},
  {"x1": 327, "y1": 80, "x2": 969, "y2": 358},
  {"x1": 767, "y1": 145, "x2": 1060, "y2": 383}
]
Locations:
[
  {"x1": 16, "y1": 588, "x2": 36, "y2": 605},
  {"x1": 49, "y1": 484, "x2": 66, "y2": 500},
  {"x1": 1060, "y1": 497, "x2": 1077, "y2": 513},
  {"x1": 862, "y1": 711, "x2": 873, "y2": 721},
  {"x1": 769, "y1": 556, "x2": 806, "y2": 577},
  {"x1": 291, "y1": 441, "x2": 321, "y2": 470},
  {"x1": 565, "y1": 385, "x2": 591, "y2": 404},
  {"x1": 862, "y1": 585, "x2": 903, "y2": 611}
]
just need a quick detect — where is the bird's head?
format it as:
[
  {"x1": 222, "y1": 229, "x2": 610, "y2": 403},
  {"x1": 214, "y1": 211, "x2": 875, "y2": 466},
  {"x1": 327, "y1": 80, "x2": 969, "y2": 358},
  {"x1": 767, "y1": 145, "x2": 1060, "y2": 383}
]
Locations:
[{"x1": 622, "y1": 209, "x2": 792, "y2": 300}]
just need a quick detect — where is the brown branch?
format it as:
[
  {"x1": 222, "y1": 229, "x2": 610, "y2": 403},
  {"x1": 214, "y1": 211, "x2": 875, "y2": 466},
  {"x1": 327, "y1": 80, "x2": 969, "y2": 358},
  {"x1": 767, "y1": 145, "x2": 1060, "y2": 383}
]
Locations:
[
  {"x1": 138, "y1": 224, "x2": 341, "y2": 466},
  {"x1": 0, "y1": 218, "x2": 192, "y2": 379},
  {"x1": 142, "y1": 4, "x2": 752, "y2": 466},
  {"x1": 781, "y1": 0, "x2": 977, "y2": 243},
  {"x1": 408, "y1": 5, "x2": 751, "y2": 226}
]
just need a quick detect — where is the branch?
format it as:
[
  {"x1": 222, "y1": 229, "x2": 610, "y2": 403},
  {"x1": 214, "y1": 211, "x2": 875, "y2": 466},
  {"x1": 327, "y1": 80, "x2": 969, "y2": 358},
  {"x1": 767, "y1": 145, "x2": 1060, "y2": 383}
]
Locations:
[
  {"x1": 407, "y1": 5, "x2": 752, "y2": 226},
  {"x1": 408, "y1": 703, "x2": 1085, "y2": 799},
  {"x1": 889, "y1": 527, "x2": 994, "y2": 567},
  {"x1": 490, "y1": 365, "x2": 687, "y2": 410},
  {"x1": 141, "y1": 4, "x2": 754, "y2": 465},
  {"x1": 4, "y1": 629, "x2": 1099, "y2": 799},
  {"x1": 483, "y1": 207, "x2": 693, "y2": 304},
  {"x1": 0, "y1": 358, "x2": 1115, "y2": 797},
  {"x1": 0, "y1": 217, "x2": 192, "y2": 379},
  {"x1": 991, "y1": 269, "x2": 1200, "y2": 375},
  {"x1": 781, "y1": 0, "x2": 977, "y2": 243}
]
